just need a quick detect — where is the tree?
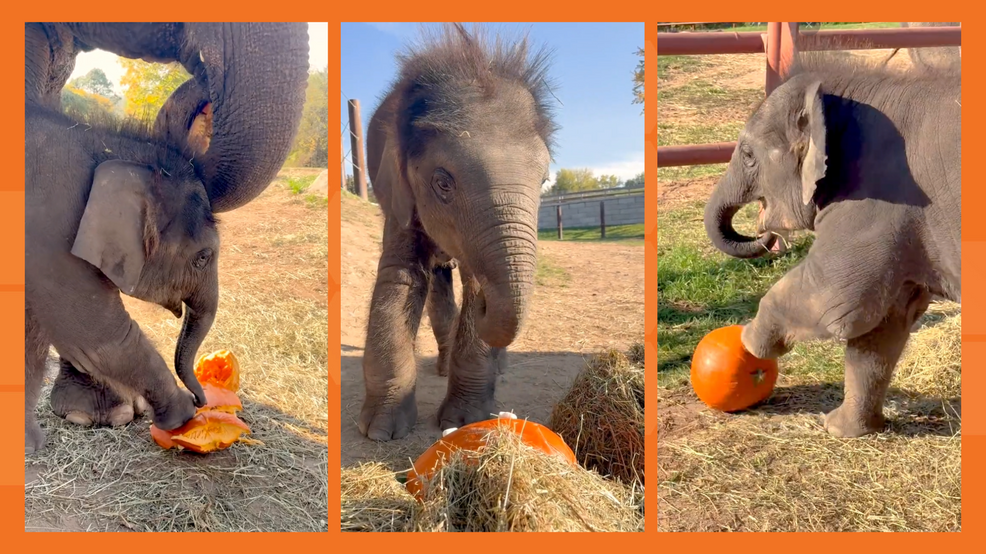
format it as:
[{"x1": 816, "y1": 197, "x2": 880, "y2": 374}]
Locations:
[
  {"x1": 632, "y1": 46, "x2": 644, "y2": 114},
  {"x1": 61, "y1": 86, "x2": 115, "y2": 123},
  {"x1": 597, "y1": 174, "x2": 621, "y2": 189},
  {"x1": 69, "y1": 68, "x2": 117, "y2": 100},
  {"x1": 624, "y1": 172, "x2": 645, "y2": 189},
  {"x1": 547, "y1": 168, "x2": 601, "y2": 195},
  {"x1": 119, "y1": 59, "x2": 190, "y2": 121},
  {"x1": 286, "y1": 67, "x2": 329, "y2": 168}
]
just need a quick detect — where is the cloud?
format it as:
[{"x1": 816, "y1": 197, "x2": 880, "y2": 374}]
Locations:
[{"x1": 540, "y1": 151, "x2": 645, "y2": 193}]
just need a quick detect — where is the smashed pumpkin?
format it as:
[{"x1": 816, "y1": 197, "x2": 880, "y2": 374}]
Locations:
[
  {"x1": 690, "y1": 325, "x2": 779, "y2": 412},
  {"x1": 405, "y1": 413, "x2": 577, "y2": 499},
  {"x1": 151, "y1": 411, "x2": 252, "y2": 454},
  {"x1": 151, "y1": 349, "x2": 254, "y2": 453},
  {"x1": 194, "y1": 350, "x2": 241, "y2": 392}
]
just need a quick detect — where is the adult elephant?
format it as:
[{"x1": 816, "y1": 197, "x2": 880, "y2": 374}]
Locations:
[
  {"x1": 702, "y1": 49, "x2": 960, "y2": 438},
  {"x1": 24, "y1": 23, "x2": 309, "y2": 453}
]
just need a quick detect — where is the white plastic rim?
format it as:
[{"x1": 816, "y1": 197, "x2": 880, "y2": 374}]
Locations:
[{"x1": 442, "y1": 427, "x2": 459, "y2": 437}]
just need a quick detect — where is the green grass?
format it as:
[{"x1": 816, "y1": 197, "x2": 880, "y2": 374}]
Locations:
[
  {"x1": 538, "y1": 223, "x2": 645, "y2": 242},
  {"x1": 286, "y1": 174, "x2": 318, "y2": 195},
  {"x1": 658, "y1": 55, "x2": 705, "y2": 80},
  {"x1": 656, "y1": 201, "x2": 842, "y2": 388},
  {"x1": 698, "y1": 22, "x2": 901, "y2": 33},
  {"x1": 536, "y1": 256, "x2": 571, "y2": 287},
  {"x1": 658, "y1": 82, "x2": 763, "y2": 116}
]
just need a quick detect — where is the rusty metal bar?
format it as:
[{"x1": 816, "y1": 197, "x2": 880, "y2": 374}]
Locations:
[
  {"x1": 765, "y1": 22, "x2": 799, "y2": 96},
  {"x1": 657, "y1": 142, "x2": 736, "y2": 167},
  {"x1": 657, "y1": 26, "x2": 960, "y2": 55}
]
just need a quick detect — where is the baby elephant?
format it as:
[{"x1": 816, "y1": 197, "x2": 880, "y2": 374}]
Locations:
[
  {"x1": 703, "y1": 53, "x2": 961, "y2": 438},
  {"x1": 357, "y1": 23, "x2": 558, "y2": 440}
]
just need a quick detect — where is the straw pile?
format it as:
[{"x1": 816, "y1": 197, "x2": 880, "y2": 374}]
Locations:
[
  {"x1": 549, "y1": 343, "x2": 645, "y2": 485},
  {"x1": 341, "y1": 420, "x2": 644, "y2": 532}
]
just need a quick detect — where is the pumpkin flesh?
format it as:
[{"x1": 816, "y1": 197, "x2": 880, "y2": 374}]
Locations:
[
  {"x1": 691, "y1": 325, "x2": 778, "y2": 412},
  {"x1": 151, "y1": 411, "x2": 251, "y2": 453},
  {"x1": 194, "y1": 350, "x2": 241, "y2": 392},
  {"x1": 405, "y1": 417, "x2": 577, "y2": 499}
]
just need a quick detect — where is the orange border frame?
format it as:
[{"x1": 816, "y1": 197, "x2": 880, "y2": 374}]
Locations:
[{"x1": 0, "y1": 2, "x2": 977, "y2": 550}]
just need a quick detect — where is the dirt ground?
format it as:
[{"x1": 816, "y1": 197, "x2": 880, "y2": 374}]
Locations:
[
  {"x1": 25, "y1": 169, "x2": 328, "y2": 532},
  {"x1": 340, "y1": 194, "x2": 644, "y2": 471}
]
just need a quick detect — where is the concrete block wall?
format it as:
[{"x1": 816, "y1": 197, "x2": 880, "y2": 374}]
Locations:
[{"x1": 537, "y1": 193, "x2": 644, "y2": 230}]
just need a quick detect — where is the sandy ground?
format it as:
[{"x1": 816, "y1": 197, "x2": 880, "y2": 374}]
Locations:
[{"x1": 339, "y1": 195, "x2": 644, "y2": 471}]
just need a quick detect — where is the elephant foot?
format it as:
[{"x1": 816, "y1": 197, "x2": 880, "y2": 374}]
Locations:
[
  {"x1": 50, "y1": 363, "x2": 149, "y2": 428},
  {"x1": 437, "y1": 393, "x2": 496, "y2": 431},
  {"x1": 823, "y1": 403, "x2": 886, "y2": 438},
  {"x1": 358, "y1": 392, "x2": 417, "y2": 441},
  {"x1": 26, "y1": 418, "x2": 44, "y2": 455}
]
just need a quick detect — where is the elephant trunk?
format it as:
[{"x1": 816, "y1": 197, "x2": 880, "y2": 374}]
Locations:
[
  {"x1": 179, "y1": 22, "x2": 309, "y2": 213},
  {"x1": 703, "y1": 164, "x2": 777, "y2": 259},
  {"x1": 469, "y1": 194, "x2": 539, "y2": 349},
  {"x1": 173, "y1": 287, "x2": 218, "y2": 408}
]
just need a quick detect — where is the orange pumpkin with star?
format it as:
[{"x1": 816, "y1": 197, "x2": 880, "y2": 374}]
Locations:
[{"x1": 690, "y1": 325, "x2": 778, "y2": 412}]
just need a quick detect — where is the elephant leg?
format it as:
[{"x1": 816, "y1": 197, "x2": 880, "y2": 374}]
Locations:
[
  {"x1": 50, "y1": 357, "x2": 149, "y2": 427},
  {"x1": 25, "y1": 306, "x2": 48, "y2": 455},
  {"x1": 437, "y1": 270, "x2": 503, "y2": 430},
  {"x1": 426, "y1": 261, "x2": 458, "y2": 377},
  {"x1": 824, "y1": 285, "x2": 931, "y2": 438},
  {"x1": 358, "y1": 216, "x2": 430, "y2": 441}
]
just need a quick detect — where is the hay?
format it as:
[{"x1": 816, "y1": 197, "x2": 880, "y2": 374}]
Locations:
[
  {"x1": 341, "y1": 463, "x2": 417, "y2": 532},
  {"x1": 340, "y1": 421, "x2": 644, "y2": 532},
  {"x1": 549, "y1": 344, "x2": 645, "y2": 485}
]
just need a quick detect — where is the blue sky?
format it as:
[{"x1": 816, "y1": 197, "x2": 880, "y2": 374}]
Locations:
[
  {"x1": 69, "y1": 23, "x2": 328, "y2": 95},
  {"x1": 340, "y1": 22, "x2": 645, "y2": 189}
]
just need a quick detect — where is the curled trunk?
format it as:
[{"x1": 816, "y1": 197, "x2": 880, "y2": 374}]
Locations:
[
  {"x1": 173, "y1": 290, "x2": 217, "y2": 407},
  {"x1": 703, "y1": 169, "x2": 777, "y2": 259}
]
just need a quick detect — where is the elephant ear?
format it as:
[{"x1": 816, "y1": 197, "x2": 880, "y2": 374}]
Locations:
[
  {"x1": 799, "y1": 79, "x2": 827, "y2": 205},
  {"x1": 71, "y1": 160, "x2": 161, "y2": 296}
]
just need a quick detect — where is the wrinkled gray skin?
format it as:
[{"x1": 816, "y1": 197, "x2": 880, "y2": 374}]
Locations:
[
  {"x1": 25, "y1": 22, "x2": 309, "y2": 454},
  {"x1": 704, "y1": 58, "x2": 961, "y2": 438},
  {"x1": 358, "y1": 24, "x2": 557, "y2": 441},
  {"x1": 901, "y1": 22, "x2": 961, "y2": 71}
]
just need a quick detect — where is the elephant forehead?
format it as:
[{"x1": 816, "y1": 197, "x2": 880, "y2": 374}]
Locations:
[{"x1": 429, "y1": 135, "x2": 550, "y2": 178}]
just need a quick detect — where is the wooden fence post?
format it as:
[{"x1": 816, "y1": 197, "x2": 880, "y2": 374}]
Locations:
[
  {"x1": 556, "y1": 205, "x2": 563, "y2": 240},
  {"x1": 600, "y1": 201, "x2": 606, "y2": 239},
  {"x1": 347, "y1": 99, "x2": 368, "y2": 201}
]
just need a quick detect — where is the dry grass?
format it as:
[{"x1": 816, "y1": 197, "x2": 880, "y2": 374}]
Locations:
[
  {"x1": 342, "y1": 421, "x2": 644, "y2": 532},
  {"x1": 549, "y1": 344, "x2": 645, "y2": 485},
  {"x1": 657, "y1": 304, "x2": 961, "y2": 532},
  {"x1": 25, "y1": 171, "x2": 328, "y2": 532}
]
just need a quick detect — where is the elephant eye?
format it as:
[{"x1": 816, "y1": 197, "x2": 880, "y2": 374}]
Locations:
[
  {"x1": 192, "y1": 248, "x2": 213, "y2": 270},
  {"x1": 431, "y1": 168, "x2": 455, "y2": 204},
  {"x1": 740, "y1": 144, "x2": 756, "y2": 168}
]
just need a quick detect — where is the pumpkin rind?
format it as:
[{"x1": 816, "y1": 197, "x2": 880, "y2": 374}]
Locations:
[
  {"x1": 151, "y1": 411, "x2": 252, "y2": 453},
  {"x1": 199, "y1": 383, "x2": 243, "y2": 414},
  {"x1": 194, "y1": 350, "x2": 241, "y2": 392},
  {"x1": 405, "y1": 417, "x2": 577, "y2": 499},
  {"x1": 690, "y1": 325, "x2": 779, "y2": 412}
]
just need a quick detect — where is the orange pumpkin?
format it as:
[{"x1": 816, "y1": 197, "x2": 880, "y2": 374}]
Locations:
[
  {"x1": 405, "y1": 415, "x2": 577, "y2": 499},
  {"x1": 198, "y1": 383, "x2": 243, "y2": 414},
  {"x1": 151, "y1": 411, "x2": 252, "y2": 454},
  {"x1": 690, "y1": 325, "x2": 778, "y2": 412},
  {"x1": 194, "y1": 350, "x2": 241, "y2": 392}
]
